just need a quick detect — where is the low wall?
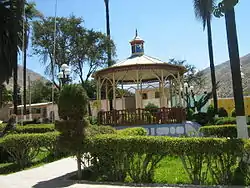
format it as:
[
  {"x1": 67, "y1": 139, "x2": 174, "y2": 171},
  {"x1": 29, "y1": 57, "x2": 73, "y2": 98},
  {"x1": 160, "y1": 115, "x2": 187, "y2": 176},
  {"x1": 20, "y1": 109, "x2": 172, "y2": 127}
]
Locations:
[{"x1": 115, "y1": 121, "x2": 201, "y2": 136}]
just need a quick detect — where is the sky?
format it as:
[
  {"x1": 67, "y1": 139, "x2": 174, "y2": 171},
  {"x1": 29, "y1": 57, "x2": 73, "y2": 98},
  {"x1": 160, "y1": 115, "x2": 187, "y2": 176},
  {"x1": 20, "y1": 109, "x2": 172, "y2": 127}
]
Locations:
[{"x1": 25, "y1": 0, "x2": 250, "y2": 79}]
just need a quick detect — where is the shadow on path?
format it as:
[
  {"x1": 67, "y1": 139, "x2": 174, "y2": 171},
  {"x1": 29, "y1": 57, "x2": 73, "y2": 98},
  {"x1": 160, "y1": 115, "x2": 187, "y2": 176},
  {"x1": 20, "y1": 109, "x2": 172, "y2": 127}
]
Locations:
[{"x1": 32, "y1": 172, "x2": 76, "y2": 188}]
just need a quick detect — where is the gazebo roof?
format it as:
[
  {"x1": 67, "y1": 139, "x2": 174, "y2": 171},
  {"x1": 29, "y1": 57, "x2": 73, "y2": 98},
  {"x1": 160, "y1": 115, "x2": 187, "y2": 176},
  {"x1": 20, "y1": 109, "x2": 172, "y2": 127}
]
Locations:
[
  {"x1": 92, "y1": 30, "x2": 186, "y2": 83},
  {"x1": 112, "y1": 54, "x2": 166, "y2": 67}
]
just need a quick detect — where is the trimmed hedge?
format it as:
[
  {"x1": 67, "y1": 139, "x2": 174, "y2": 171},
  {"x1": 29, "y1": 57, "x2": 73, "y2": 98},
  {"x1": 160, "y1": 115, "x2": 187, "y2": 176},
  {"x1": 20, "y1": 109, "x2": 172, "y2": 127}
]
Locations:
[
  {"x1": 83, "y1": 135, "x2": 245, "y2": 184},
  {"x1": 14, "y1": 124, "x2": 55, "y2": 134},
  {"x1": 214, "y1": 117, "x2": 236, "y2": 125},
  {"x1": 85, "y1": 125, "x2": 116, "y2": 136},
  {"x1": 0, "y1": 132, "x2": 58, "y2": 168},
  {"x1": 117, "y1": 127, "x2": 147, "y2": 136},
  {"x1": 200, "y1": 125, "x2": 250, "y2": 138}
]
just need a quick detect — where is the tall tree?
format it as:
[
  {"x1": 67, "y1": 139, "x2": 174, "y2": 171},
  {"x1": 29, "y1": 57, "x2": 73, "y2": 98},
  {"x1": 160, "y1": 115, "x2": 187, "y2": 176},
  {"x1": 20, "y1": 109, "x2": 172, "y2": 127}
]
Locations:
[
  {"x1": 0, "y1": 0, "x2": 24, "y2": 114},
  {"x1": 0, "y1": 0, "x2": 24, "y2": 85},
  {"x1": 214, "y1": 0, "x2": 247, "y2": 138},
  {"x1": 32, "y1": 16, "x2": 115, "y2": 105},
  {"x1": 104, "y1": 0, "x2": 114, "y2": 110},
  {"x1": 22, "y1": 2, "x2": 43, "y2": 117},
  {"x1": 193, "y1": 0, "x2": 218, "y2": 116}
]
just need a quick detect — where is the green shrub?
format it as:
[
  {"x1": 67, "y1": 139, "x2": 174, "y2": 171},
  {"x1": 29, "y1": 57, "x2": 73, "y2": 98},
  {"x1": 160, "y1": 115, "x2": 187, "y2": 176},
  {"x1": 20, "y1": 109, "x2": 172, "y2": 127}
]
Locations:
[
  {"x1": 83, "y1": 135, "x2": 244, "y2": 184},
  {"x1": 145, "y1": 102, "x2": 159, "y2": 114},
  {"x1": 192, "y1": 112, "x2": 210, "y2": 126},
  {"x1": 86, "y1": 125, "x2": 116, "y2": 137},
  {"x1": 87, "y1": 116, "x2": 98, "y2": 125},
  {"x1": 207, "y1": 105, "x2": 215, "y2": 119},
  {"x1": 0, "y1": 132, "x2": 58, "y2": 168},
  {"x1": 232, "y1": 108, "x2": 236, "y2": 117},
  {"x1": 15, "y1": 124, "x2": 55, "y2": 134},
  {"x1": 199, "y1": 124, "x2": 250, "y2": 138},
  {"x1": 58, "y1": 84, "x2": 89, "y2": 120},
  {"x1": 186, "y1": 108, "x2": 194, "y2": 121},
  {"x1": 218, "y1": 107, "x2": 228, "y2": 117},
  {"x1": 117, "y1": 127, "x2": 147, "y2": 136},
  {"x1": 214, "y1": 117, "x2": 236, "y2": 125}
]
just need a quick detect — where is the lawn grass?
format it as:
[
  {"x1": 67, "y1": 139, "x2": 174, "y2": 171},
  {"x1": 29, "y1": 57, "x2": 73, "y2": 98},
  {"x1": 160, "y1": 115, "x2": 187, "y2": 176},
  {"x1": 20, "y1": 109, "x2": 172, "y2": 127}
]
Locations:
[
  {"x1": 154, "y1": 156, "x2": 190, "y2": 184},
  {"x1": 0, "y1": 148, "x2": 66, "y2": 175}
]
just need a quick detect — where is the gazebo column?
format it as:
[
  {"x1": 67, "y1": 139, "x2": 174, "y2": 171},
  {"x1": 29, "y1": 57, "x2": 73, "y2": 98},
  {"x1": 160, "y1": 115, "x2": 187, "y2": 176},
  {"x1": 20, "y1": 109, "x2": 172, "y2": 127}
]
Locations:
[
  {"x1": 160, "y1": 70, "x2": 165, "y2": 107},
  {"x1": 121, "y1": 82, "x2": 125, "y2": 110},
  {"x1": 170, "y1": 80, "x2": 173, "y2": 107},
  {"x1": 112, "y1": 73, "x2": 116, "y2": 110},
  {"x1": 136, "y1": 70, "x2": 140, "y2": 109},
  {"x1": 96, "y1": 76, "x2": 101, "y2": 112},
  {"x1": 105, "y1": 81, "x2": 109, "y2": 111},
  {"x1": 181, "y1": 76, "x2": 184, "y2": 107},
  {"x1": 177, "y1": 72, "x2": 182, "y2": 107}
]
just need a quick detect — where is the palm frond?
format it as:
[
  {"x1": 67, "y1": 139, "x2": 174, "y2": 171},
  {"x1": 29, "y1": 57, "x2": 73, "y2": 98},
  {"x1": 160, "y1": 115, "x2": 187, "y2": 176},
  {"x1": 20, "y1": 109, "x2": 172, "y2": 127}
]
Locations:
[{"x1": 193, "y1": 0, "x2": 217, "y2": 30}]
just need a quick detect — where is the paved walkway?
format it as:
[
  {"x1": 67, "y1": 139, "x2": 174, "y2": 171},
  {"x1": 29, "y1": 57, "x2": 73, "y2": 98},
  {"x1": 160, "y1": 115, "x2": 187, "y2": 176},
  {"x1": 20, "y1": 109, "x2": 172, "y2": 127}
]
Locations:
[{"x1": 0, "y1": 157, "x2": 248, "y2": 188}]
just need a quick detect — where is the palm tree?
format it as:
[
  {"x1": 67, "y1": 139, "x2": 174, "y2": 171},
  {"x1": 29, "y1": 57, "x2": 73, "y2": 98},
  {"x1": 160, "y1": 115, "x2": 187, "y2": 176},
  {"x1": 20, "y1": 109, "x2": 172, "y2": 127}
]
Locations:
[
  {"x1": 214, "y1": 0, "x2": 247, "y2": 138},
  {"x1": 193, "y1": 0, "x2": 218, "y2": 116},
  {"x1": 0, "y1": 0, "x2": 25, "y2": 114},
  {"x1": 0, "y1": 0, "x2": 24, "y2": 85},
  {"x1": 104, "y1": 0, "x2": 113, "y2": 110},
  {"x1": 22, "y1": 2, "x2": 43, "y2": 117}
]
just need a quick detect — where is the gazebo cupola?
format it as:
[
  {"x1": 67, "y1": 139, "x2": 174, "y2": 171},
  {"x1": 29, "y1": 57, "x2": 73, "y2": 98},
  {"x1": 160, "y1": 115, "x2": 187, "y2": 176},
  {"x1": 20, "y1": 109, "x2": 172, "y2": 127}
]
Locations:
[{"x1": 130, "y1": 29, "x2": 144, "y2": 56}]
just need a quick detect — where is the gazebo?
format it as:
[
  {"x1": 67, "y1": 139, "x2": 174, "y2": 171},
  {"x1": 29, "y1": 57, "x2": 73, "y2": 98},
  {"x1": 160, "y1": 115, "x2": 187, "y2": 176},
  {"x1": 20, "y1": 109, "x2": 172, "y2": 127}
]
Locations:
[{"x1": 92, "y1": 30, "x2": 186, "y2": 126}]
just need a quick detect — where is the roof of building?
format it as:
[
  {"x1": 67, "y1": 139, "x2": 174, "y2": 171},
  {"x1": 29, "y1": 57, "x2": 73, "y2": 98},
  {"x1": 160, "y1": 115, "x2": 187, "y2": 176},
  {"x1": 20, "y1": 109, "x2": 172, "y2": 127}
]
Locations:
[{"x1": 10, "y1": 102, "x2": 53, "y2": 109}]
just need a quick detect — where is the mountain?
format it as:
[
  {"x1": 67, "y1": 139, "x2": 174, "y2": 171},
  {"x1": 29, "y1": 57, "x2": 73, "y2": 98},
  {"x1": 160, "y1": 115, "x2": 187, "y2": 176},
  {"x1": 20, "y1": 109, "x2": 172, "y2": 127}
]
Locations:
[
  {"x1": 5, "y1": 65, "x2": 47, "y2": 90},
  {"x1": 201, "y1": 53, "x2": 250, "y2": 98}
]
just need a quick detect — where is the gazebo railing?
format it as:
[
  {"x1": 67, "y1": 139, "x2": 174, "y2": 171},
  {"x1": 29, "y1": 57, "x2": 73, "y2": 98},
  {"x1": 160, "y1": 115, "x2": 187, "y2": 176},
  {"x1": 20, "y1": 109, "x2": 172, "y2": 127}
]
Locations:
[{"x1": 97, "y1": 107, "x2": 186, "y2": 126}]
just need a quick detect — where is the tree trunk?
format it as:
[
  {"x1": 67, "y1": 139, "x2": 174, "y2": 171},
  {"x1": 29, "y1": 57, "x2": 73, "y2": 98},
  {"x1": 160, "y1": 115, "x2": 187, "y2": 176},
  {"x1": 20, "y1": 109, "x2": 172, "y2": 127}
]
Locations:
[
  {"x1": 0, "y1": 85, "x2": 3, "y2": 108},
  {"x1": 13, "y1": 55, "x2": 18, "y2": 115},
  {"x1": 104, "y1": 0, "x2": 113, "y2": 110},
  {"x1": 206, "y1": 19, "x2": 218, "y2": 116},
  {"x1": 225, "y1": 7, "x2": 248, "y2": 138},
  {"x1": 23, "y1": 30, "x2": 27, "y2": 117},
  {"x1": 76, "y1": 152, "x2": 82, "y2": 180}
]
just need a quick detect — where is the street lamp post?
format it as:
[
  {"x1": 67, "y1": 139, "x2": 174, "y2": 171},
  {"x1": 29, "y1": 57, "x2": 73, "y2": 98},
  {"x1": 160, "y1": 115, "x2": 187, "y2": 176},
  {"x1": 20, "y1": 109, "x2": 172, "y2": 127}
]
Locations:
[
  {"x1": 58, "y1": 64, "x2": 70, "y2": 87},
  {"x1": 183, "y1": 83, "x2": 195, "y2": 111}
]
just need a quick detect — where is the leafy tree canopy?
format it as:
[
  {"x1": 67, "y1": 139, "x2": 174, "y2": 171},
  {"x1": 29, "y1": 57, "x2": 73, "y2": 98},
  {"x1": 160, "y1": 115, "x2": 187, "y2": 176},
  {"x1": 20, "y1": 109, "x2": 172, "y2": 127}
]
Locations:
[
  {"x1": 32, "y1": 15, "x2": 116, "y2": 90},
  {"x1": 169, "y1": 58, "x2": 206, "y2": 93}
]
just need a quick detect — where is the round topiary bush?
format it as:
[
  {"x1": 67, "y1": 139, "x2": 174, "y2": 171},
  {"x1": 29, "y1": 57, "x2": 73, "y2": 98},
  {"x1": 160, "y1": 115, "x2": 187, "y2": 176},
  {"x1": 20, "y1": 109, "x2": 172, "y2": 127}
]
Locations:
[
  {"x1": 218, "y1": 107, "x2": 228, "y2": 117},
  {"x1": 58, "y1": 84, "x2": 89, "y2": 120}
]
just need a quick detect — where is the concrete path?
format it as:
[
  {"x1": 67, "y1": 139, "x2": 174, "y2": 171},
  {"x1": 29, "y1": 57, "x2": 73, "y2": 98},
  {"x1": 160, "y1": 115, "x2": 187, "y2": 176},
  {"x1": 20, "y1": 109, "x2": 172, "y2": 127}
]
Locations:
[{"x1": 0, "y1": 157, "x2": 247, "y2": 188}]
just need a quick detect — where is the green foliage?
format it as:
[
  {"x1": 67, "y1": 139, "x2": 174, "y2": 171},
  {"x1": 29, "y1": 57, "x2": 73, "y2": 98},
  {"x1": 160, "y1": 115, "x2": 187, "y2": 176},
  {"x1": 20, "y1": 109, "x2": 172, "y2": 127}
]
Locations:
[
  {"x1": 32, "y1": 16, "x2": 115, "y2": 85},
  {"x1": 83, "y1": 135, "x2": 244, "y2": 184},
  {"x1": 85, "y1": 125, "x2": 116, "y2": 137},
  {"x1": 0, "y1": 132, "x2": 58, "y2": 168},
  {"x1": 214, "y1": 117, "x2": 236, "y2": 125},
  {"x1": 199, "y1": 124, "x2": 250, "y2": 138},
  {"x1": 58, "y1": 84, "x2": 88, "y2": 120},
  {"x1": 0, "y1": 124, "x2": 55, "y2": 135},
  {"x1": 0, "y1": 84, "x2": 12, "y2": 107},
  {"x1": 192, "y1": 112, "x2": 210, "y2": 126},
  {"x1": 186, "y1": 108, "x2": 194, "y2": 120},
  {"x1": 145, "y1": 102, "x2": 159, "y2": 114},
  {"x1": 55, "y1": 119, "x2": 89, "y2": 153},
  {"x1": 207, "y1": 104, "x2": 215, "y2": 119},
  {"x1": 117, "y1": 127, "x2": 147, "y2": 136},
  {"x1": 218, "y1": 107, "x2": 228, "y2": 117},
  {"x1": 29, "y1": 80, "x2": 59, "y2": 104},
  {"x1": 232, "y1": 108, "x2": 236, "y2": 117},
  {"x1": 15, "y1": 124, "x2": 55, "y2": 134}
]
